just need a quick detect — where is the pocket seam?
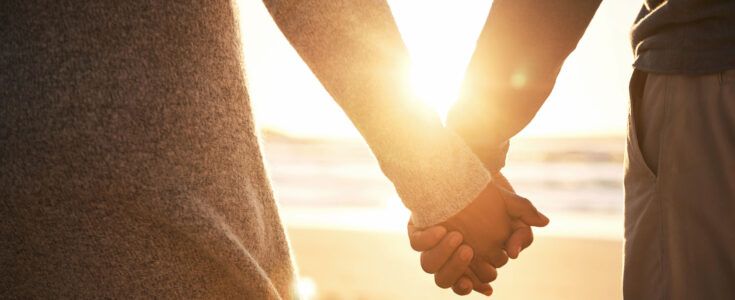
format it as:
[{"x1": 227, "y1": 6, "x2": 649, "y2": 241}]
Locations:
[
  {"x1": 628, "y1": 72, "x2": 657, "y2": 180},
  {"x1": 652, "y1": 74, "x2": 670, "y2": 180}
]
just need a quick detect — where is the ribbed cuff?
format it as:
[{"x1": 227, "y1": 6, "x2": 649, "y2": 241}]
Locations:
[{"x1": 397, "y1": 131, "x2": 492, "y2": 227}]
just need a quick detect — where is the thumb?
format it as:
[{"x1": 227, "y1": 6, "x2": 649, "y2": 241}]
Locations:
[{"x1": 497, "y1": 185, "x2": 549, "y2": 227}]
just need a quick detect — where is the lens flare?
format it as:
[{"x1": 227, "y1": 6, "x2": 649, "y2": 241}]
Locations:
[{"x1": 296, "y1": 277, "x2": 317, "y2": 300}]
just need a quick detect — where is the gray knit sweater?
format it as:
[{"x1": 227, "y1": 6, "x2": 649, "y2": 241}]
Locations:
[{"x1": 0, "y1": 1, "x2": 489, "y2": 298}]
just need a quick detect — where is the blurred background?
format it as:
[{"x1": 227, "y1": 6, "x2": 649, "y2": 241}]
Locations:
[{"x1": 239, "y1": 0, "x2": 641, "y2": 299}]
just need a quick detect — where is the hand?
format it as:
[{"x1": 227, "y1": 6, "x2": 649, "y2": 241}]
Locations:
[
  {"x1": 408, "y1": 222, "x2": 495, "y2": 296},
  {"x1": 408, "y1": 172, "x2": 549, "y2": 296},
  {"x1": 445, "y1": 178, "x2": 549, "y2": 294},
  {"x1": 487, "y1": 171, "x2": 541, "y2": 260}
]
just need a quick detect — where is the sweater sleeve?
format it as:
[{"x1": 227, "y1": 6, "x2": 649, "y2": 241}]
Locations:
[
  {"x1": 262, "y1": 0, "x2": 491, "y2": 227},
  {"x1": 447, "y1": 0, "x2": 602, "y2": 173}
]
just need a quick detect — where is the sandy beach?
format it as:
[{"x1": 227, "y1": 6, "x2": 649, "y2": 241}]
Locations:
[{"x1": 287, "y1": 227, "x2": 622, "y2": 300}]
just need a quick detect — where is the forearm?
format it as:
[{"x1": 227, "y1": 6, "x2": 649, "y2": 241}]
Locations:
[
  {"x1": 263, "y1": 0, "x2": 490, "y2": 226},
  {"x1": 448, "y1": 0, "x2": 602, "y2": 172}
]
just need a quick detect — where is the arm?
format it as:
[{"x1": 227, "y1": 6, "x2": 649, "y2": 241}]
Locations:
[
  {"x1": 262, "y1": 0, "x2": 490, "y2": 227},
  {"x1": 448, "y1": 0, "x2": 602, "y2": 172},
  {"x1": 407, "y1": 1, "x2": 600, "y2": 295}
]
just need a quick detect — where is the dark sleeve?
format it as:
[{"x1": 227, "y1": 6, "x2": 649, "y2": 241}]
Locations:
[{"x1": 447, "y1": 0, "x2": 602, "y2": 172}]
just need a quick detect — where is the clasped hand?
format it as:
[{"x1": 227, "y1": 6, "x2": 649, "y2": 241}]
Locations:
[{"x1": 407, "y1": 173, "x2": 549, "y2": 296}]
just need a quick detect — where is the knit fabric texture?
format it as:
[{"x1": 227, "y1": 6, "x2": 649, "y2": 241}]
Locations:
[{"x1": 0, "y1": 1, "x2": 490, "y2": 298}]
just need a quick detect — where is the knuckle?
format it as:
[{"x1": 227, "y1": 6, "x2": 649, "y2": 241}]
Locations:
[
  {"x1": 519, "y1": 196, "x2": 534, "y2": 208},
  {"x1": 525, "y1": 233, "x2": 535, "y2": 248},
  {"x1": 473, "y1": 264, "x2": 497, "y2": 283},
  {"x1": 452, "y1": 284, "x2": 471, "y2": 296},
  {"x1": 493, "y1": 254, "x2": 509, "y2": 268},
  {"x1": 498, "y1": 258, "x2": 509, "y2": 268},
  {"x1": 478, "y1": 274, "x2": 496, "y2": 283},
  {"x1": 420, "y1": 253, "x2": 439, "y2": 274},
  {"x1": 482, "y1": 270, "x2": 498, "y2": 283},
  {"x1": 409, "y1": 240, "x2": 421, "y2": 251},
  {"x1": 434, "y1": 275, "x2": 452, "y2": 289}
]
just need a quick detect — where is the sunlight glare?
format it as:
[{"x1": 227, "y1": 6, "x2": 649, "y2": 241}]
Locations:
[
  {"x1": 297, "y1": 277, "x2": 317, "y2": 300},
  {"x1": 409, "y1": 62, "x2": 463, "y2": 120},
  {"x1": 240, "y1": 0, "x2": 632, "y2": 139},
  {"x1": 389, "y1": 0, "x2": 493, "y2": 120}
]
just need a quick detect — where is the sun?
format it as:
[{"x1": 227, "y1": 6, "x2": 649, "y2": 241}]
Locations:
[
  {"x1": 389, "y1": 0, "x2": 494, "y2": 120},
  {"x1": 408, "y1": 57, "x2": 465, "y2": 121}
]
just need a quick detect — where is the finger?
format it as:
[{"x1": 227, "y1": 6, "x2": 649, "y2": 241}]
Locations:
[
  {"x1": 420, "y1": 231, "x2": 463, "y2": 274},
  {"x1": 505, "y1": 221, "x2": 534, "y2": 259},
  {"x1": 499, "y1": 186, "x2": 550, "y2": 227},
  {"x1": 451, "y1": 276, "x2": 474, "y2": 296},
  {"x1": 434, "y1": 244, "x2": 474, "y2": 289},
  {"x1": 470, "y1": 261, "x2": 498, "y2": 283},
  {"x1": 488, "y1": 251, "x2": 509, "y2": 268},
  {"x1": 465, "y1": 270, "x2": 493, "y2": 297},
  {"x1": 408, "y1": 221, "x2": 448, "y2": 251}
]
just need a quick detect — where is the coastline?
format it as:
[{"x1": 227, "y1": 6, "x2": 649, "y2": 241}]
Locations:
[{"x1": 280, "y1": 207, "x2": 624, "y2": 241}]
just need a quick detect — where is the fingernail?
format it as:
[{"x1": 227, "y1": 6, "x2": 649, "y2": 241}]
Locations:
[
  {"x1": 538, "y1": 211, "x2": 550, "y2": 223},
  {"x1": 449, "y1": 233, "x2": 462, "y2": 247},
  {"x1": 481, "y1": 288, "x2": 493, "y2": 296},
  {"x1": 412, "y1": 231, "x2": 422, "y2": 240},
  {"x1": 460, "y1": 247, "x2": 473, "y2": 261},
  {"x1": 515, "y1": 245, "x2": 522, "y2": 258}
]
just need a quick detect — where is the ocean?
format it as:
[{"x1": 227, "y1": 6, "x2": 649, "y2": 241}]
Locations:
[{"x1": 262, "y1": 133, "x2": 626, "y2": 240}]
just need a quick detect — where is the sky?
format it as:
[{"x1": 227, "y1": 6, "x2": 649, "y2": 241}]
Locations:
[{"x1": 238, "y1": 0, "x2": 642, "y2": 139}]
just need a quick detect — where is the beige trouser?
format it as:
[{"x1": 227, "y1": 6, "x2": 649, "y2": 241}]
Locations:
[{"x1": 624, "y1": 69, "x2": 735, "y2": 300}]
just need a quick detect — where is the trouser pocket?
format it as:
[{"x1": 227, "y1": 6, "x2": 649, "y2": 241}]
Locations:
[{"x1": 622, "y1": 69, "x2": 666, "y2": 300}]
